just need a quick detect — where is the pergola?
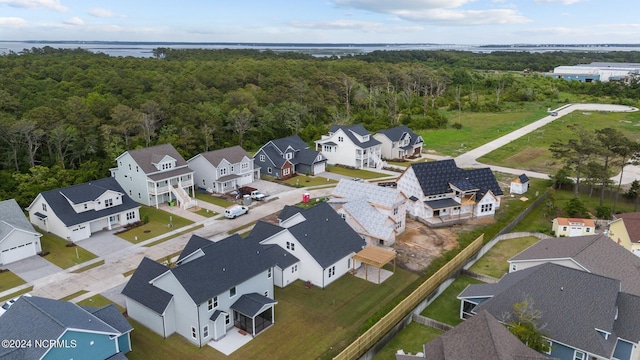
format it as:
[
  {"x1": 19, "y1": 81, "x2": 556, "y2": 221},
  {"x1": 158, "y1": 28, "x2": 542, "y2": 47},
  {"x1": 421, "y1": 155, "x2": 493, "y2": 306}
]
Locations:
[{"x1": 352, "y1": 246, "x2": 396, "y2": 284}]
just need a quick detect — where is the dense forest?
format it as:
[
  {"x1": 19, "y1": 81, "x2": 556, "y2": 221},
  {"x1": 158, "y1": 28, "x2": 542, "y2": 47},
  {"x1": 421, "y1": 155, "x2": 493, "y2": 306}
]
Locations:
[{"x1": 2, "y1": 46, "x2": 640, "y2": 206}]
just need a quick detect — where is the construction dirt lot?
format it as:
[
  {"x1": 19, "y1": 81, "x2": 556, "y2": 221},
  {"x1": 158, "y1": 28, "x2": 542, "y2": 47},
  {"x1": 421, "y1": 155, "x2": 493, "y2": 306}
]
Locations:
[{"x1": 393, "y1": 217, "x2": 495, "y2": 273}]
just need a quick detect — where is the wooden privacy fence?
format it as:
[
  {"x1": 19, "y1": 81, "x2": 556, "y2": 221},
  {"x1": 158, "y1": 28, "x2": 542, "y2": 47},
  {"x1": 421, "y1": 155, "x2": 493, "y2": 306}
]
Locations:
[{"x1": 333, "y1": 234, "x2": 484, "y2": 360}]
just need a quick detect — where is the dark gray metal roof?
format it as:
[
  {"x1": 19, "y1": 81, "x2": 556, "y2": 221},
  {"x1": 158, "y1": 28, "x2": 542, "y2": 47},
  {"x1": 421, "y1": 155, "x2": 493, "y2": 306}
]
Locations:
[
  {"x1": 470, "y1": 263, "x2": 621, "y2": 358},
  {"x1": 121, "y1": 257, "x2": 173, "y2": 314},
  {"x1": 0, "y1": 199, "x2": 40, "y2": 241},
  {"x1": 421, "y1": 310, "x2": 552, "y2": 360},
  {"x1": 509, "y1": 233, "x2": 640, "y2": 296},
  {"x1": 191, "y1": 145, "x2": 252, "y2": 167},
  {"x1": 283, "y1": 202, "x2": 366, "y2": 268},
  {"x1": 38, "y1": 177, "x2": 140, "y2": 227},
  {"x1": 328, "y1": 124, "x2": 381, "y2": 149},
  {"x1": 230, "y1": 292, "x2": 277, "y2": 317},
  {"x1": 425, "y1": 198, "x2": 461, "y2": 210},
  {"x1": 409, "y1": 160, "x2": 503, "y2": 197},
  {"x1": 0, "y1": 296, "x2": 123, "y2": 359},
  {"x1": 122, "y1": 143, "x2": 188, "y2": 174}
]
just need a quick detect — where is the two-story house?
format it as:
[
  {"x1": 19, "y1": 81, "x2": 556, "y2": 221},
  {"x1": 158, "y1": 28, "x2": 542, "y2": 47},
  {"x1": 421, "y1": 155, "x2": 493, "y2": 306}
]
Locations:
[
  {"x1": 315, "y1": 124, "x2": 384, "y2": 169},
  {"x1": 0, "y1": 199, "x2": 42, "y2": 266},
  {"x1": 608, "y1": 212, "x2": 640, "y2": 256},
  {"x1": 396, "y1": 159, "x2": 503, "y2": 227},
  {"x1": 26, "y1": 177, "x2": 140, "y2": 243},
  {"x1": 111, "y1": 144, "x2": 196, "y2": 209},
  {"x1": 329, "y1": 179, "x2": 407, "y2": 247},
  {"x1": 253, "y1": 135, "x2": 326, "y2": 180},
  {"x1": 187, "y1": 145, "x2": 260, "y2": 194},
  {"x1": 373, "y1": 125, "x2": 424, "y2": 160}
]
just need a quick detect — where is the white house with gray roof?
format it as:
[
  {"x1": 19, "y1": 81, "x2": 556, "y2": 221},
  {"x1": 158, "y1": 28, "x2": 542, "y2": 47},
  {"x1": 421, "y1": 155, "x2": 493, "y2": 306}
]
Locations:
[
  {"x1": 110, "y1": 143, "x2": 196, "y2": 209},
  {"x1": 187, "y1": 145, "x2": 260, "y2": 194},
  {"x1": 373, "y1": 125, "x2": 424, "y2": 160},
  {"x1": 0, "y1": 199, "x2": 42, "y2": 266},
  {"x1": 458, "y1": 263, "x2": 640, "y2": 360},
  {"x1": 329, "y1": 179, "x2": 407, "y2": 246},
  {"x1": 315, "y1": 124, "x2": 384, "y2": 169},
  {"x1": 26, "y1": 177, "x2": 140, "y2": 243}
]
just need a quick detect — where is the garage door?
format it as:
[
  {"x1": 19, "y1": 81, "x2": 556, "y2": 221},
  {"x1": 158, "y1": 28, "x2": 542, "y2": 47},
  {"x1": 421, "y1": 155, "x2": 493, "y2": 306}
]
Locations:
[
  {"x1": 314, "y1": 162, "x2": 326, "y2": 175},
  {"x1": 1, "y1": 242, "x2": 36, "y2": 265},
  {"x1": 70, "y1": 225, "x2": 90, "y2": 242},
  {"x1": 569, "y1": 227, "x2": 583, "y2": 237}
]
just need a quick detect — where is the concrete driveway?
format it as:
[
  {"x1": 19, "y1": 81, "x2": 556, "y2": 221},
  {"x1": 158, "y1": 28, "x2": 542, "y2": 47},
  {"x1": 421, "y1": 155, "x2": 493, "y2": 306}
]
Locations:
[
  {"x1": 78, "y1": 231, "x2": 134, "y2": 258},
  {"x1": 5, "y1": 255, "x2": 63, "y2": 283}
]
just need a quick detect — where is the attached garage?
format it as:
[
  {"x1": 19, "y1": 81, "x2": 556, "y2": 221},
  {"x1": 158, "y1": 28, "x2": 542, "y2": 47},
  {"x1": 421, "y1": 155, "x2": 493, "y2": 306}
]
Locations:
[
  {"x1": 1, "y1": 242, "x2": 37, "y2": 265},
  {"x1": 313, "y1": 162, "x2": 326, "y2": 175},
  {"x1": 70, "y1": 225, "x2": 91, "y2": 242}
]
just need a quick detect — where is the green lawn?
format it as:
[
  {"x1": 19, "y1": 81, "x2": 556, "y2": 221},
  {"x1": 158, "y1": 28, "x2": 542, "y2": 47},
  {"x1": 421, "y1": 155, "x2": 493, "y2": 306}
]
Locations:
[
  {"x1": 195, "y1": 192, "x2": 235, "y2": 208},
  {"x1": 420, "y1": 109, "x2": 548, "y2": 156},
  {"x1": 0, "y1": 287, "x2": 33, "y2": 303},
  {"x1": 326, "y1": 165, "x2": 389, "y2": 179},
  {"x1": 280, "y1": 174, "x2": 338, "y2": 187},
  {"x1": 127, "y1": 269, "x2": 419, "y2": 360},
  {"x1": 420, "y1": 275, "x2": 485, "y2": 326},
  {"x1": 117, "y1": 206, "x2": 194, "y2": 243},
  {"x1": 478, "y1": 110, "x2": 640, "y2": 174},
  {"x1": 38, "y1": 231, "x2": 97, "y2": 269},
  {"x1": 469, "y1": 236, "x2": 540, "y2": 278},
  {"x1": 193, "y1": 207, "x2": 217, "y2": 218},
  {"x1": 373, "y1": 322, "x2": 443, "y2": 360},
  {"x1": 0, "y1": 271, "x2": 26, "y2": 293},
  {"x1": 77, "y1": 294, "x2": 125, "y2": 313}
]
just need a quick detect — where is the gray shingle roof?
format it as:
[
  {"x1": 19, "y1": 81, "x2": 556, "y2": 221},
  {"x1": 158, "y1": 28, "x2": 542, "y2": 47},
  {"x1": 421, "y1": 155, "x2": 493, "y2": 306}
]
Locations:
[
  {"x1": 280, "y1": 202, "x2": 366, "y2": 268},
  {"x1": 425, "y1": 198, "x2": 461, "y2": 210},
  {"x1": 420, "y1": 310, "x2": 552, "y2": 360},
  {"x1": 295, "y1": 148, "x2": 325, "y2": 166},
  {"x1": 37, "y1": 177, "x2": 140, "y2": 227},
  {"x1": 328, "y1": 124, "x2": 381, "y2": 149},
  {"x1": 376, "y1": 125, "x2": 422, "y2": 145},
  {"x1": 614, "y1": 292, "x2": 640, "y2": 343},
  {"x1": 0, "y1": 199, "x2": 40, "y2": 241},
  {"x1": 123, "y1": 143, "x2": 188, "y2": 174},
  {"x1": 121, "y1": 257, "x2": 173, "y2": 314},
  {"x1": 147, "y1": 166, "x2": 193, "y2": 181},
  {"x1": 518, "y1": 174, "x2": 530, "y2": 183},
  {"x1": 230, "y1": 292, "x2": 277, "y2": 317},
  {"x1": 270, "y1": 135, "x2": 310, "y2": 153},
  {"x1": 85, "y1": 304, "x2": 133, "y2": 333},
  {"x1": 408, "y1": 160, "x2": 503, "y2": 197},
  {"x1": 257, "y1": 135, "x2": 323, "y2": 168},
  {"x1": 0, "y1": 296, "x2": 124, "y2": 359},
  {"x1": 332, "y1": 178, "x2": 404, "y2": 208},
  {"x1": 469, "y1": 263, "x2": 621, "y2": 358},
  {"x1": 192, "y1": 145, "x2": 251, "y2": 167},
  {"x1": 509, "y1": 233, "x2": 640, "y2": 296}
]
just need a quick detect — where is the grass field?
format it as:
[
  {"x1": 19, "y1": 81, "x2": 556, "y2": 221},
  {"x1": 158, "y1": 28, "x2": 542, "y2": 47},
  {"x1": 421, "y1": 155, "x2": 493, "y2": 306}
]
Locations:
[
  {"x1": 326, "y1": 165, "x2": 388, "y2": 179},
  {"x1": 420, "y1": 108, "x2": 548, "y2": 156},
  {"x1": 194, "y1": 192, "x2": 235, "y2": 208},
  {"x1": 38, "y1": 231, "x2": 97, "y2": 269},
  {"x1": 478, "y1": 110, "x2": 640, "y2": 174},
  {"x1": 469, "y1": 236, "x2": 540, "y2": 278},
  {"x1": 280, "y1": 174, "x2": 338, "y2": 187},
  {"x1": 372, "y1": 322, "x2": 443, "y2": 360},
  {"x1": 117, "y1": 206, "x2": 194, "y2": 243},
  {"x1": 193, "y1": 207, "x2": 217, "y2": 218},
  {"x1": 0, "y1": 286, "x2": 33, "y2": 303},
  {"x1": 0, "y1": 271, "x2": 26, "y2": 293},
  {"x1": 420, "y1": 275, "x2": 485, "y2": 326}
]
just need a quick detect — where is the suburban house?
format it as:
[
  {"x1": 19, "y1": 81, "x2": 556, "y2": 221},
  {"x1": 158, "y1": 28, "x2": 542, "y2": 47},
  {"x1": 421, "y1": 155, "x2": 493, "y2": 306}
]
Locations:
[
  {"x1": 458, "y1": 263, "x2": 640, "y2": 360},
  {"x1": 373, "y1": 125, "x2": 424, "y2": 160},
  {"x1": 253, "y1": 135, "x2": 326, "y2": 180},
  {"x1": 315, "y1": 124, "x2": 384, "y2": 169},
  {"x1": 0, "y1": 199, "x2": 42, "y2": 266},
  {"x1": 396, "y1": 310, "x2": 551, "y2": 360},
  {"x1": 508, "y1": 233, "x2": 640, "y2": 296},
  {"x1": 111, "y1": 143, "x2": 196, "y2": 209},
  {"x1": 396, "y1": 159, "x2": 503, "y2": 227},
  {"x1": 187, "y1": 145, "x2": 260, "y2": 194},
  {"x1": 122, "y1": 233, "x2": 289, "y2": 347},
  {"x1": 551, "y1": 217, "x2": 595, "y2": 237},
  {"x1": 509, "y1": 173, "x2": 530, "y2": 194},
  {"x1": 26, "y1": 177, "x2": 140, "y2": 243},
  {"x1": 0, "y1": 295, "x2": 132, "y2": 360},
  {"x1": 608, "y1": 212, "x2": 640, "y2": 256},
  {"x1": 328, "y1": 179, "x2": 407, "y2": 246}
]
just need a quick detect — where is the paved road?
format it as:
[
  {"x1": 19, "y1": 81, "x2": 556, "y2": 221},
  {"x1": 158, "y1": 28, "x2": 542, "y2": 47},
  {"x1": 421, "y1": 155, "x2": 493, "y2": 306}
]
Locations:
[{"x1": 453, "y1": 103, "x2": 639, "y2": 183}]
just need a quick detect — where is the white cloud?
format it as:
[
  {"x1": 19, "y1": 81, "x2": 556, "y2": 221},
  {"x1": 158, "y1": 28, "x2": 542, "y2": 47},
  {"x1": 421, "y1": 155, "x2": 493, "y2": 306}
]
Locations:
[
  {"x1": 533, "y1": 0, "x2": 584, "y2": 4},
  {"x1": 89, "y1": 8, "x2": 123, "y2": 18},
  {"x1": 334, "y1": 0, "x2": 472, "y2": 12},
  {"x1": 63, "y1": 16, "x2": 82, "y2": 25},
  {"x1": 0, "y1": 0, "x2": 68, "y2": 12},
  {"x1": 0, "y1": 16, "x2": 27, "y2": 27},
  {"x1": 290, "y1": 19, "x2": 384, "y2": 31}
]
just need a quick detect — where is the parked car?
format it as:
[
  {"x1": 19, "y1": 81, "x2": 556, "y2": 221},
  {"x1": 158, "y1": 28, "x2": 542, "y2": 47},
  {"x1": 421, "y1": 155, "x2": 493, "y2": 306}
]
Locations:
[
  {"x1": 224, "y1": 205, "x2": 249, "y2": 219},
  {"x1": 0, "y1": 293, "x2": 32, "y2": 317},
  {"x1": 550, "y1": 111, "x2": 558, "y2": 116}
]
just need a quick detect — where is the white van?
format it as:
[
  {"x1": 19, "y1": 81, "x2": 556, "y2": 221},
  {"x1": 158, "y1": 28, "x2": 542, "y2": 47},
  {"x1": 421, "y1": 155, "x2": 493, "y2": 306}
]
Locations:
[{"x1": 224, "y1": 205, "x2": 249, "y2": 219}]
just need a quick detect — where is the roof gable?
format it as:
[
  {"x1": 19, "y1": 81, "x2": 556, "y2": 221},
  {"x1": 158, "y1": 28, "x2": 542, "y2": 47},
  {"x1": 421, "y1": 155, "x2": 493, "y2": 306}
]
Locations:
[
  {"x1": 332, "y1": 178, "x2": 404, "y2": 208},
  {"x1": 121, "y1": 257, "x2": 173, "y2": 314},
  {"x1": 407, "y1": 160, "x2": 503, "y2": 197},
  {"x1": 191, "y1": 145, "x2": 251, "y2": 167},
  {"x1": 327, "y1": 124, "x2": 381, "y2": 149},
  {"x1": 0, "y1": 199, "x2": 40, "y2": 240},
  {"x1": 614, "y1": 212, "x2": 640, "y2": 241},
  {"x1": 121, "y1": 144, "x2": 187, "y2": 174}
]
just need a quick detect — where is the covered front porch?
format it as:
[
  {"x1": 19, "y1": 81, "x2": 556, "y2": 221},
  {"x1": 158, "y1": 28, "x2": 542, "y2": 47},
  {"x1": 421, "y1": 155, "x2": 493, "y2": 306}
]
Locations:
[
  {"x1": 147, "y1": 168, "x2": 195, "y2": 209},
  {"x1": 422, "y1": 198, "x2": 474, "y2": 226}
]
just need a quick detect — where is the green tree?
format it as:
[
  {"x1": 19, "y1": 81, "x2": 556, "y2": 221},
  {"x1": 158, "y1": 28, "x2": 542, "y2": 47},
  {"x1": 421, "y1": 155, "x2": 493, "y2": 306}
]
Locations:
[
  {"x1": 505, "y1": 296, "x2": 550, "y2": 353},
  {"x1": 550, "y1": 125, "x2": 596, "y2": 198},
  {"x1": 624, "y1": 180, "x2": 640, "y2": 212},
  {"x1": 563, "y1": 197, "x2": 589, "y2": 217}
]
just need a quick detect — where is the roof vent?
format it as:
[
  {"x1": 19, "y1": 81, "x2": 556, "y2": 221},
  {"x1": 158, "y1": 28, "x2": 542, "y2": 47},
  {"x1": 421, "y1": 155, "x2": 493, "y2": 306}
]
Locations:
[
  {"x1": 223, "y1": 268, "x2": 226, "y2": 271},
  {"x1": 305, "y1": 234, "x2": 308, "y2": 237},
  {"x1": 560, "y1": 286, "x2": 564, "y2": 291},
  {"x1": 326, "y1": 218, "x2": 328, "y2": 221}
]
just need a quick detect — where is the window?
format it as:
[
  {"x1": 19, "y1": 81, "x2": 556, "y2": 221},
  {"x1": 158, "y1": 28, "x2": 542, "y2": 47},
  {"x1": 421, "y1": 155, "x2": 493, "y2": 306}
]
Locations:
[
  {"x1": 220, "y1": 168, "x2": 227, "y2": 176},
  {"x1": 292, "y1": 264, "x2": 298, "y2": 273},
  {"x1": 136, "y1": 165, "x2": 139, "y2": 172},
  {"x1": 259, "y1": 154, "x2": 265, "y2": 162},
  {"x1": 573, "y1": 350, "x2": 585, "y2": 360},
  {"x1": 363, "y1": 135, "x2": 370, "y2": 141},
  {"x1": 511, "y1": 264, "x2": 517, "y2": 272},
  {"x1": 267, "y1": 268, "x2": 272, "y2": 278},
  {"x1": 105, "y1": 198, "x2": 113, "y2": 207},
  {"x1": 208, "y1": 296, "x2": 218, "y2": 311},
  {"x1": 230, "y1": 286, "x2": 236, "y2": 297},
  {"x1": 203, "y1": 326, "x2": 209, "y2": 338},
  {"x1": 586, "y1": 228, "x2": 591, "y2": 233},
  {"x1": 338, "y1": 136, "x2": 344, "y2": 142},
  {"x1": 393, "y1": 207, "x2": 398, "y2": 215},
  {"x1": 84, "y1": 203, "x2": 88, "y2": 209},
  {"x1": 480, "y1": 204, "x2": 492, "y2": 213},
  {"x1": 129, "y1": 190, "x2": 132, "y2": 196},
  {"x1": 161, "y1": 162, "x2": 172, "y2": 170},
  {"x1": 323, "y1": 145, "x2": 333, "y2": 152},
  {"x1": 242, "y1": 162, "x2": 249, "y2": 169},
  {"x1": 202, "y1": 179, "x2": 205, "y2": 185},
  {"x1": 138, "y1": 192, "x2": 141, "y2": 199},
  {"x1": 191, "y1": 326, "x2": 197, "y2": 339},
  {"x1": 283, "y1": 168, "x2": 290, "y2": 176},
  {"x1": 42, "y1": 203, "x2": 47, "y2": 212},
  {"x1": 286, "y1": 242, "x2": 295, "y2": 251},
  {"x1": 225, "y1": 314, "x2": 230, "y2": 325},
  {"x1": 562, "y1": 226, "x2": 568, "y2": 231},
  {"x1": 267, "y1": 167, "x2": 272, "y2": 174},
  {"x1": 126, "y1": 211, "x2": 136, "y2": 220},
  {"x1": 129, "y1": 164, "x2": 131, "y2": 170},
  {"x1": 328, "y1": 266, "x2": 336, "y2": 278},
  {"x1": 264, "y1": 291, "x2": 269, "y2": 297},
  {"x1": 286, "y1": 152, "x2": 293, "y2": 160}
]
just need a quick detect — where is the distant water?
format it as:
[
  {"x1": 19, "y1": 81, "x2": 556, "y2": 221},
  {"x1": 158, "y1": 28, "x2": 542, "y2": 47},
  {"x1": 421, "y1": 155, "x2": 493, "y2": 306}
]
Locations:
[{"x1": 1, "y1": 41, "x2": 640, "y2": 58}]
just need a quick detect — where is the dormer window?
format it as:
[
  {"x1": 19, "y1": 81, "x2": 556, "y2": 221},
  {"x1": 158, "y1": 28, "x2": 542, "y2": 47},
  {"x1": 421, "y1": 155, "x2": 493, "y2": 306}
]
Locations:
[
  {"x1": 105, "y1": 198, "x2": 113, "y2": 207},
  {"x1": 363, "y1": 135, "x2": 370, "y2": 142},
  {"x1": 161, "y1": 162, "x2": 173, "y2": 170},
  {"x1": 286, "y1": 152, "x2": 293, "y2": 160}
]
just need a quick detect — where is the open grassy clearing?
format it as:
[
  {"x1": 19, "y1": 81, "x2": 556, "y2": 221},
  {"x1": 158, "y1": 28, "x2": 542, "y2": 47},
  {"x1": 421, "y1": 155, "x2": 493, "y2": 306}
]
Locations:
[
  {"x1": 420, "y1": 108, "x2": 548, "y2": 156},
  {"x1": 38, "y1": 230, "x2": 97, "y2": 269},
  {"x1": 420, "y1": 275, "x2": 485, "y2": 326},
  {"x1": 372, "y1": 322, "x2": 443, "y2": 360},
  {"x1": 478, "y1": 110, "x2": 640, "y2": 174},
  {"x1": 117, "y1": 206, "x2": 193, "y2": 243},
  {"x1": 469, "y1": 236, "x2": 540, "y2": 278}
]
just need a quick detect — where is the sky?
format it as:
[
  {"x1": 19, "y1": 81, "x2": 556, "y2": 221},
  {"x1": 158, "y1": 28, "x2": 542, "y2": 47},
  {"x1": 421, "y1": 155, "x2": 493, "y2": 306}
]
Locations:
[{"x1": 0, "y1": 0, "x2": 639, "y2": 44}]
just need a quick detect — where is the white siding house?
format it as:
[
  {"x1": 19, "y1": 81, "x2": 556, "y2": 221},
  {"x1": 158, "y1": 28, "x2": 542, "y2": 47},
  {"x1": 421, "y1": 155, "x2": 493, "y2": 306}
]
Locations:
[
  {"x1": 373, "y1": 125, "x2": 424, "y2": 160},
  {"x1": 315, "y1": 124, "x2": 384, "y2": 169},
  {"x1": 188, "y1": 145, "x2": 260, "y2": 194},
  {"x1": 0, "y1": 199, "x2": 42, "y2": 266}
]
